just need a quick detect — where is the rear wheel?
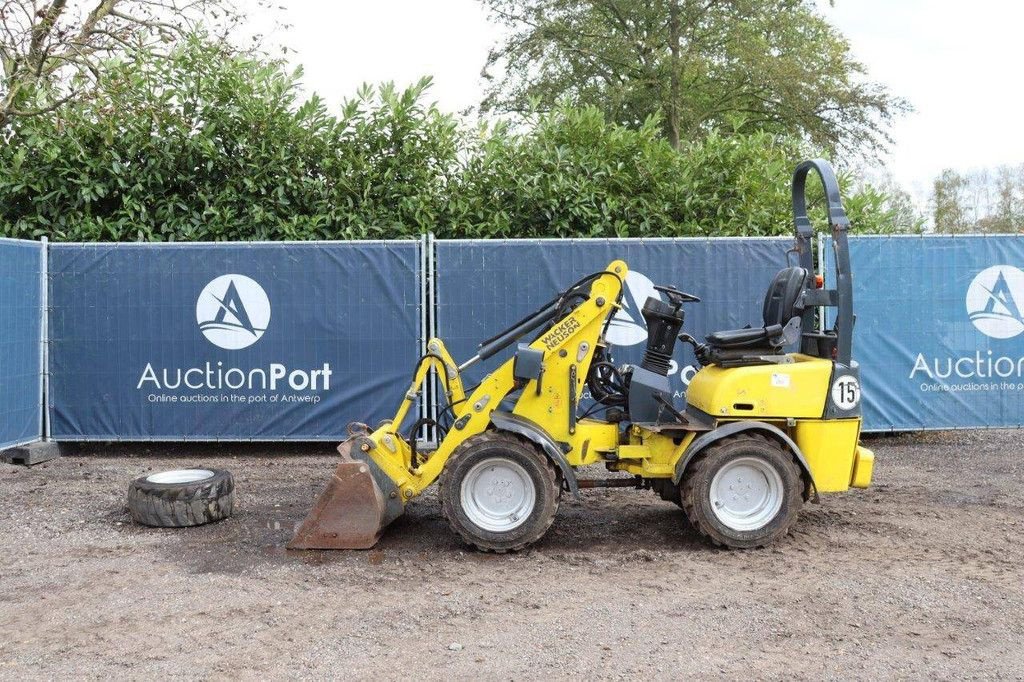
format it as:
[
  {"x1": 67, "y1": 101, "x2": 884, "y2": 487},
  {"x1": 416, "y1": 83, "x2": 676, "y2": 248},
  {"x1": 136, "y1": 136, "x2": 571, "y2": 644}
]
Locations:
[
  {"x1": 440, "y1": 431, "x2": 559, "y2": 553},
  {"x1": 681, "y1": 434, "x2": 802, "y2": 548}
]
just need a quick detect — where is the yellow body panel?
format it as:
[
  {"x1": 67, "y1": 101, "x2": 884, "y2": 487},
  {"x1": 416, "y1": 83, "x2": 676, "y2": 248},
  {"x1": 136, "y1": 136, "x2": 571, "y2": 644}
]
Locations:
[
  {"x1": 613, "y1": 426, "x2": 695, "y2": 478},
  {"x1": 360, "y1": 261, "x2": 630, "y2": 498},
  {"x1": 686, "y1": 354, "x2": 833, "y2": 419},
  {"x1": 348, "y1": 258, "x2": 871, "y2": 505},
  {"x1": 793, "y1": 419, "x2": 861, "y2": 492},
  {"x1": 851, "y1": 446, "x2": 874, "y2": 488},
  {"x1": 565, "y1": 419, "x2": 621, "y2": 466}
]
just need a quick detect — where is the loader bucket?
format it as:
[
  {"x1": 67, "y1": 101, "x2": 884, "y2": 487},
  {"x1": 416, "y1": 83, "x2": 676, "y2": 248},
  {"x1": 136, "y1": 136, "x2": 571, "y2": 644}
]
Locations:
[{"x1": 288, "y1": 436, "x2": 405, "y2": 550}]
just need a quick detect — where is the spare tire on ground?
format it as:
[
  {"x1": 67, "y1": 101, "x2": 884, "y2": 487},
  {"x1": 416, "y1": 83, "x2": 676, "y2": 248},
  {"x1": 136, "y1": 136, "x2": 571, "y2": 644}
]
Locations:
[{"x1": 128, "y1": 468, "x2": 235, "y2": 528}]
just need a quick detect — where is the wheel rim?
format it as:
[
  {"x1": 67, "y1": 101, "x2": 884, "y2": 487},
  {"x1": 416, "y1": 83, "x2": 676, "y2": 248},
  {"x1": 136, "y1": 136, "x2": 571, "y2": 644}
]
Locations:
[
  {"x1": 709, "y1": 456, "x2": 784, "y2": 532},
  {"x1": 146, "y1": 469, "x2": 215, "y2": 484},
  {"x1": 460, "y1": 457, "x2": 536, "y2": 532}
]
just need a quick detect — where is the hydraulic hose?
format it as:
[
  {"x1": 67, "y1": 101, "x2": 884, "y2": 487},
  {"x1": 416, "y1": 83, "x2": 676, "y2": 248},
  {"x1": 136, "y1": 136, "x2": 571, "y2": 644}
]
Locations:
[
  {"x1": 465, "y1": 269, "x2": 624, "y2": 368},
  {"x1": 476, "y1": 301, "x2": 560, "y2": 362}
]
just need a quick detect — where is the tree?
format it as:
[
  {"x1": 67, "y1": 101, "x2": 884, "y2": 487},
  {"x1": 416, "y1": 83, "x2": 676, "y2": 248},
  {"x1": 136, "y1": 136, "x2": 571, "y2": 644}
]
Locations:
[
  {"x1": 931, "y1": 169, "x2": 971, "y2": 233},
  {"x1": 930, "y1": 165, "x2": 1024, "y2": 234},
  {"x1": 479, "y1": 0, "x2": 908, "y2": 155},
  {"x1": 979, "y1": 165, "x2": 1024, "y2": 233},
  {"x1": 0, "y1": 0, "x2": 243, "y2": 128}
]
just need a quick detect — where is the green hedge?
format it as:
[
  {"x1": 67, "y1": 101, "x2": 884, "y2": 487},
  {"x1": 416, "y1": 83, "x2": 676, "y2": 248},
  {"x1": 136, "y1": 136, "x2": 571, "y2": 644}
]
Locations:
[{"x1": 0, "y1": 39, "x2": 914, "y2": 241}]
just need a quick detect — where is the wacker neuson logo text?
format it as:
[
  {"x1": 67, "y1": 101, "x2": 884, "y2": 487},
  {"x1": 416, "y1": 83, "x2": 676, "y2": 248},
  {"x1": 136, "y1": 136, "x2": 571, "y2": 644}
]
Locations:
[
  {"x1": 137, "y1": 275, "x2": 332, "y2": 405},
  {"x1": 911, "y1": 265, "x2": 1024, "y2": 393}
]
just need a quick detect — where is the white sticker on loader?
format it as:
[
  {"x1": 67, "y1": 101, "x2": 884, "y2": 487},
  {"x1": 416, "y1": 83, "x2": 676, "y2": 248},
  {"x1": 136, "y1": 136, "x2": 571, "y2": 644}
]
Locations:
[
  {"x1": 771, "y1": 373, "x2": 791, "y2": 388},
  {"x1": 831, "y1": 376, "x2": 861, "y2": 410}
]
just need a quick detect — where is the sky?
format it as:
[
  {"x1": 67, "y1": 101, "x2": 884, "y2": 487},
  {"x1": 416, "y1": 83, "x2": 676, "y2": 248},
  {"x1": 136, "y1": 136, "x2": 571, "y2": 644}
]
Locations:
[
  {"x1": 816, "y1": 0, "x2": 1024, "y2": 202},
  {"x1": 241, "y1": 1, "x2": 500, "y2": 113},
  {"x1": 243, "y1": 0, "x2": 1024, "y2": 204}
]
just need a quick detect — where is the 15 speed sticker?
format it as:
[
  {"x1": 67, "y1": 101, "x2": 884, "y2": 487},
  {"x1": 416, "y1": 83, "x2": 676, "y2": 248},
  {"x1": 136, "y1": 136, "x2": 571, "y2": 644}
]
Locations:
[{"x1": 831, "y1": 375, "x2": 861, "y2": 410}]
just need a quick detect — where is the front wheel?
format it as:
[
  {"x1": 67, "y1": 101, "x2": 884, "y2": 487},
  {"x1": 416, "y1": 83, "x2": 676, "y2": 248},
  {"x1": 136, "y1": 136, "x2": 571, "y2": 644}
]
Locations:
[
  {"x1": 439, "y1": 431, "x2": 560, "y2": 553},
  {"x1": 681, "y1": 434, "x2": 803, "y2": 548}
]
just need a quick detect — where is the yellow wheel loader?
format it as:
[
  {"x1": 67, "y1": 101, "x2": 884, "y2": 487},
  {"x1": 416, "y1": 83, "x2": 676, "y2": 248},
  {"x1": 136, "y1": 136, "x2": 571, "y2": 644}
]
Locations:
[{"x1": 290, "y1": 159, "x2": 874, "y2": 552}]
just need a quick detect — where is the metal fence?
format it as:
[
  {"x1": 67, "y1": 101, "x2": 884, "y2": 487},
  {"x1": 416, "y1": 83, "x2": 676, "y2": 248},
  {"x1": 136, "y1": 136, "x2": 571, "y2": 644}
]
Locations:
[
  {"x1": 435, "y1": 237, "x2": 795, "y2": 406},
  {"x1": 825, "y1": 234, "x2": 1024, "y2": 431},
  {"x1": 47, "y1": 241, "x2": 423, "y2": 440},
  {"x1": 0, "y1": 238, "x2": 45, "y2": 449},
  {"x1": 1, "y1": 233, "x2": 1022, "y2": 446}
]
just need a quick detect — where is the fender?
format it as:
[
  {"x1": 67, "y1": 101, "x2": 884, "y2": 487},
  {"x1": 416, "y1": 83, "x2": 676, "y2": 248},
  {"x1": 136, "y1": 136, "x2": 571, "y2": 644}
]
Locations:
[
  {"x1": 490, "y1": 411, "x2": 580, "y2": 499},
  {"x1": 672, "y1": 421, "x2": 820, "y2": 502}
]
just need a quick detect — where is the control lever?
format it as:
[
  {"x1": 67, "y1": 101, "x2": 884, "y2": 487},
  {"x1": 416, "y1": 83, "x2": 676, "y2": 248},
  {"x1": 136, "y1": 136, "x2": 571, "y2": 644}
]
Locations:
[{"x1": 678, "y1": 332, "x2": 711, "y2": 366}]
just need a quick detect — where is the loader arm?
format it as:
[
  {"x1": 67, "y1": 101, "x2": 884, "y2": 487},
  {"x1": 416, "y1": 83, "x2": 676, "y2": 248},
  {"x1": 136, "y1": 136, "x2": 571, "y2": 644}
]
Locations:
[
  {"x1": 380, "y1": 260, "x2": 627, "y2": 496},
  {"x1": 289, "y1": 261, "x2": 627, "y2": 549},
  {"x1": 387, "y1": 338, "x2": 466, "y2": 443}
]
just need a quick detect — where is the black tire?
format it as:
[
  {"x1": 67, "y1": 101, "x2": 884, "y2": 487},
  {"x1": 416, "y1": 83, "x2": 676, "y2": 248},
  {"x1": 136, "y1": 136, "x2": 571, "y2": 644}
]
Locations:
[
  {"x1": 439, "y1": 431, "x2": 559, "y2": 553},
  {"x1": 650, "y1": 478, "x2": 683, "y2": 508},
  {"x1": 128, "y1": 468, "x2": 234, "y2": 528},
  {"x1": 680, "y1": 434, "x2": 802, "y2": 549}
]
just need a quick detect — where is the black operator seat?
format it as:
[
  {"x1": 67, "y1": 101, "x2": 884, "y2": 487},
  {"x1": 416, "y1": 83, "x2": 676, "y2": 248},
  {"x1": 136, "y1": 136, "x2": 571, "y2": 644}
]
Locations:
[{"x1": 704, "y1": 266, "x2": 810, "y2": 355}]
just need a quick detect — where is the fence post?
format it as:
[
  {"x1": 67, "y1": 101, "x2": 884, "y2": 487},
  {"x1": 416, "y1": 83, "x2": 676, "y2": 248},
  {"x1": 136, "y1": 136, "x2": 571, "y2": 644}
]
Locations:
[
  {"x1": 40, "y1": 237, "x2": 50, "y2": 442},
  {"x1": 418, "y1": 234, "x2": 434, "y2": 443},
  {"x1": 427, "y1": 232, "x2": 437, "y2": 443}
]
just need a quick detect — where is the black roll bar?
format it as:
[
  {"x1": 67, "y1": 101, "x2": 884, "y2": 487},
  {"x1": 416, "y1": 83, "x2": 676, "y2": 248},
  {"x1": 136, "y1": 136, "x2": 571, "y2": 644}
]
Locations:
[{"x1": 791, "y1": 159, "x2": 854, "y2": 367}]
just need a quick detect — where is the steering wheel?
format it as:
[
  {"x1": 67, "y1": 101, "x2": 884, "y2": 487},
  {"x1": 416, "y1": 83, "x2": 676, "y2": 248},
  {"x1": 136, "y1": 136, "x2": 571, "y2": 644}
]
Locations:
[{"x1": 654, "y1": 284, "x2": 701, "y2": 304}]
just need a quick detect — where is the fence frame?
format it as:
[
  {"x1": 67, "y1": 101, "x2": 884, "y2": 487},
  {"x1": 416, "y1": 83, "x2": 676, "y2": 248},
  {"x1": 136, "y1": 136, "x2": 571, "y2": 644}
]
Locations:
[
  {"x1": 44, "y1": 238, "x2": 424, "y2": 442},
  {"x1": 0, "y1": 237, "x2": 46, "y2": 449},
  {"x1": 824, "y1": 232, "x2": 1024, "y2": 432},
  {"x1": 4, "y1": 232, "x2": 1023, "y2": 446}
]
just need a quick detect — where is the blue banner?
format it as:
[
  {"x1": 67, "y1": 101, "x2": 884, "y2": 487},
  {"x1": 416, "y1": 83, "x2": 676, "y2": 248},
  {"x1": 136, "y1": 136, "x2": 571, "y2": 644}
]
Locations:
[
  {"x1": 34, "y1": 234, "x2": 1024, "y2": 441},
  {"x1": 827, "y1": 235, "x2": 1024, "y2": 431},
  {"x1": 435, "y1": 238, "x2": 795, "y2": 403},
  {"x1": 0, "y1": 239, "x2": 43, "y2": 449},
  {"x1": 48, "y1": 242, "x2": 421, "y2": 440}
]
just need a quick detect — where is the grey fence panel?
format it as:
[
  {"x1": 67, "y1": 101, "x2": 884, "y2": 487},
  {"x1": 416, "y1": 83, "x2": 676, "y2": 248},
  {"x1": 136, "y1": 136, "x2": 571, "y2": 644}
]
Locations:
[
  {"x1": 48, "y1": 241, "x2": 421, "y2": 440},
  {"x1": 435, "y1": 238, "x2": 795, "y2": 401},
  {"x1": 0, "y1": 239, "x2": 44, "y2": 449},
  {"x1": 826, "y1": 235, "x2": 1024, "y2": 431}
]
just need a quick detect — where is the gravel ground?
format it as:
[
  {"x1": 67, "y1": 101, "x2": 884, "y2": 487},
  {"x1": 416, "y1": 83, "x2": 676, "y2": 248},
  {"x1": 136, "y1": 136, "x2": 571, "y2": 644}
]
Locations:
[{"x1": 1, "y1": 430, "x2": 1023, "y2": 680}]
